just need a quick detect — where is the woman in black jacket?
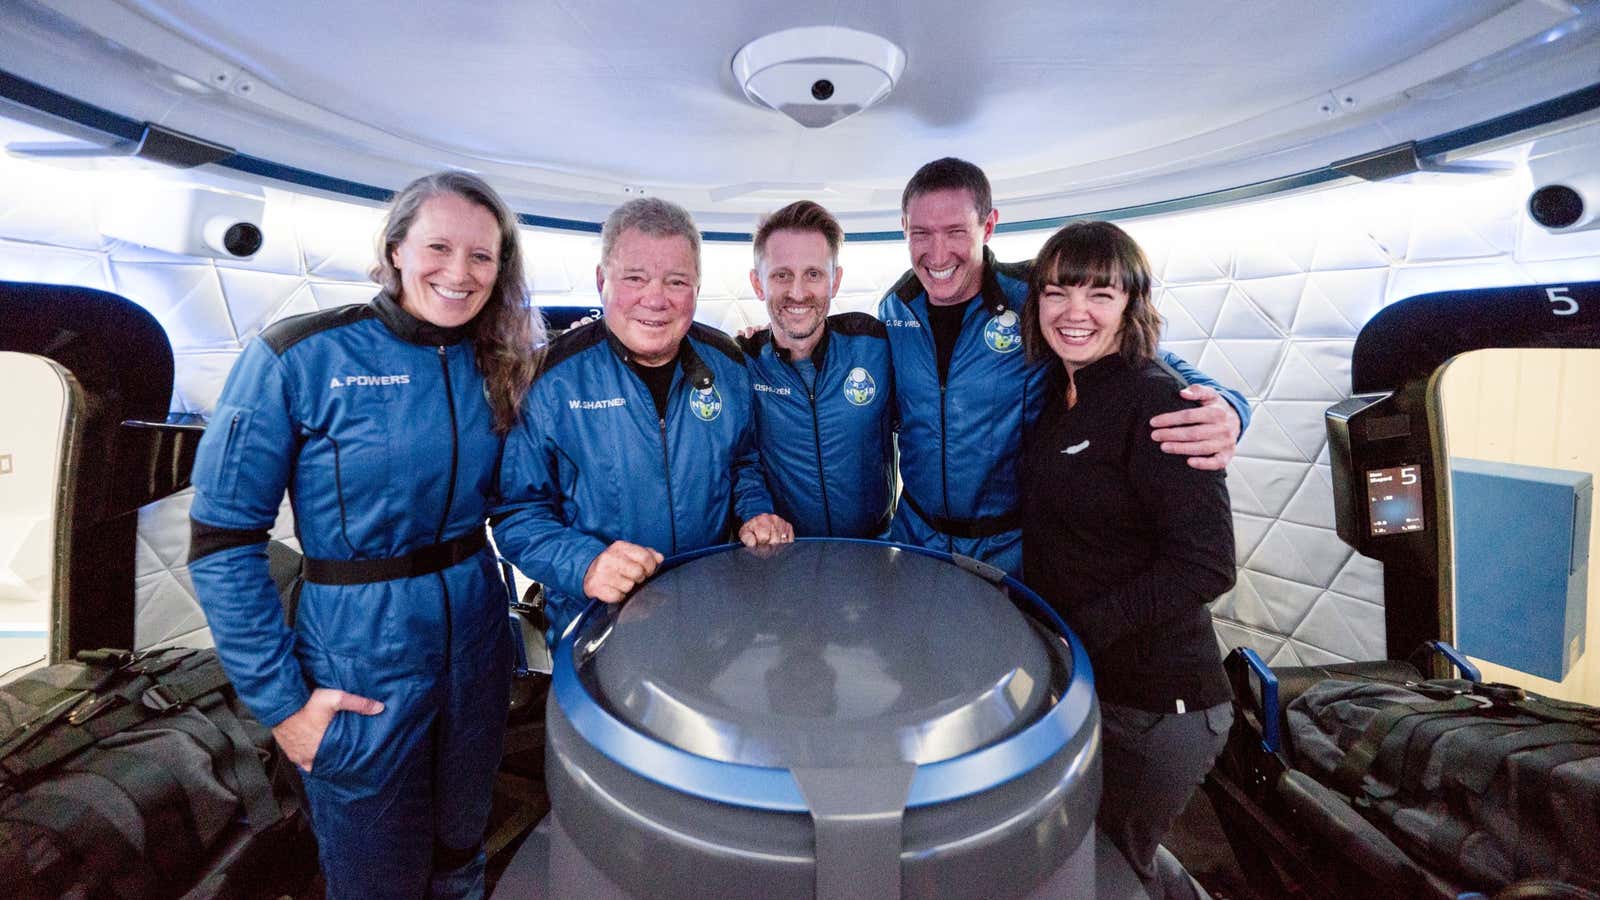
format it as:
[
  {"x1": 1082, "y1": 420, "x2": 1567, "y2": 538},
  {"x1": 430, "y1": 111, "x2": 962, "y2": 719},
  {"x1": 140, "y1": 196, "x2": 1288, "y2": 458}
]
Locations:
[{"x1": 1019, "y1": 221, "x2": 1236, "y2": 900}]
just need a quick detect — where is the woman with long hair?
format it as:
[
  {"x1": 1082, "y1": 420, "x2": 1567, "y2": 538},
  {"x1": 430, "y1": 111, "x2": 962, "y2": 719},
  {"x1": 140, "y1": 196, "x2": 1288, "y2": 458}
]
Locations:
[{"x1": 188, "y1": 171, "x2": 544, "y2": 898}]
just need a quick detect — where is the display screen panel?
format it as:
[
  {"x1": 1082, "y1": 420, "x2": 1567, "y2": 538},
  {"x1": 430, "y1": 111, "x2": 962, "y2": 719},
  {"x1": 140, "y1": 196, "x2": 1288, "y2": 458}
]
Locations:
[{"x1": 1367, "y1": 465, "x2": 1424, "y2": 536}]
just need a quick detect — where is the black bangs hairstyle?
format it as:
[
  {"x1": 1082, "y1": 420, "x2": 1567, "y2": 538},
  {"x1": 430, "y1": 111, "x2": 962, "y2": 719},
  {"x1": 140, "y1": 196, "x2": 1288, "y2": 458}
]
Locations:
[{"x1": 1022, "y1": 220, "x2": 1161, "y2": 365}]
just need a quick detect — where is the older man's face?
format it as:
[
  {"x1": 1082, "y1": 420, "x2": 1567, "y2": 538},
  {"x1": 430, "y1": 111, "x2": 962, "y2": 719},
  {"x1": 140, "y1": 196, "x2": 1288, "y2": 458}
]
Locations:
[{"x1": 598, "y1": 227, "x2": 699, "y2": 367}]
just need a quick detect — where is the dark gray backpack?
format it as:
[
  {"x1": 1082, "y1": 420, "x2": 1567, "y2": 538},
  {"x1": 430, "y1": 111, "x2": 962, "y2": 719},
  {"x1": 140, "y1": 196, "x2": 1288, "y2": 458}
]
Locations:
[
  {"x1": 1288, "y1": 677, "x2": 1600, "y2": 891},
  {"x1": 0, "y1": 647, "x2": 310, "y2": 898}
]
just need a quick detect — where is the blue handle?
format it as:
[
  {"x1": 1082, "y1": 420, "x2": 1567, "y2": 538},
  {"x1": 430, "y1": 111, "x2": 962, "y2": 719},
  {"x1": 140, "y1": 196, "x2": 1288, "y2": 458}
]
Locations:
[
  {"x1": 1425, "y1": 640, "x2": 1482, "y2": 683},
  {"x1": 1238, "y1": 647, "x2": 1282, "y2": 755}
]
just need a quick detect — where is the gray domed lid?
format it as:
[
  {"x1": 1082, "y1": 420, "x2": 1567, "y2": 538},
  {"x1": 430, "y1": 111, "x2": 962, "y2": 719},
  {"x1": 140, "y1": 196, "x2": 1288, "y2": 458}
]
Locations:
[{"x1": 576, "y1": 541, "x2": 1067, "y2": 769}]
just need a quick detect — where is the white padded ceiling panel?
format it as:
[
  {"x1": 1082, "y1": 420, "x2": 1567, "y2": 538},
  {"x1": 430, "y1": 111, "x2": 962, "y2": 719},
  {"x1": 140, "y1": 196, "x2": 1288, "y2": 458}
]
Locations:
[
  {"x1": 1520, "y1": 216, "x2": 1600, "y2": 262},
  {"x1": 1166, "y1": 283, "x2": 1230, "y2": 333},
  {"x1": 216, "y1": 269, "x2": 311, "y2": 345},
  {"x1": 1263, "y1": 404, "x2": 1338, "y2": 462},
  {"x1": 1156, "y1": 296, "x2": 1210, "y2": 343},
  {"x1": 135, "y1": 489, "x2": 299, "y2": 650},
  {"x1": 1301, "y1": 270, "x2": 1390, "y2": 335},
  {"x1": 134, "y1": 491, "x2": 206, "y2": 648},
  {"x1": 0, "y1": 242, "x2": 108, "y2": 290},
  {"x1": 1309, "y1": 228, "x2": 1393, "y2": 272},
  {"x1": 296, "y1": 194, "x2": 387, "y2": 282},
  {"x1": 1215, "y1": 287, "x2": 1286, "y2": 339},
  {"x1": 103, "y1": 236, "x2": 206, "y2": 265},
  {"x1": 1386, "y1": 259, "x2": 1529, "y2": 304},
  {"x1": 1235, "y1": 275, "x2": 1306, "y2": 334},
  {"x1": 172, "y1": 350, "x2": 243, "y2": 416},
  {"x1": 110, "y1": 263, "x2": 236, "y2": 349},
  {"x1": 1282, "y1": 467, "x2": 1338, "y2": 531},
  {"x1": 1192, "y1": 341, "x2": 1260, "y2": 400},
  {"x1": 1519, "y1": 256, "x2": 1600, "y2": 285},
  {"x1": 1236, "y1": 406, "x2": 1313, "y2": 464},
  {"x1": 1230, "y1": 458, "x2": 1311, "y2": 520},
  {"x1": 305, "y1": 281, "x2": 377, "y2": 309},
  {"x1": 1164, "y1": 240, "x2": 1234, "y2": 284},
  {"x1": 1331, "y1": 552, "x2": 1386, "y2": 602}
]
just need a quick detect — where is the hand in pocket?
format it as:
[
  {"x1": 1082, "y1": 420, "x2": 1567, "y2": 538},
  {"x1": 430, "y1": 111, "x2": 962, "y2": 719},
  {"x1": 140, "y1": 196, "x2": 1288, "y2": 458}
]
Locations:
[{"x1": 270, "y1": 687, "x2": 385, "y2": 772}]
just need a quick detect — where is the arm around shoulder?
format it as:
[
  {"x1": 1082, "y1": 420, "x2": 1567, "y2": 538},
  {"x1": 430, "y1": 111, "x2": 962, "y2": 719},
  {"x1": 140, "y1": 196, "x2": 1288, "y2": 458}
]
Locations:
[{"x1": 1152, "y1": 350, "x2": 1250, "y2": 468}]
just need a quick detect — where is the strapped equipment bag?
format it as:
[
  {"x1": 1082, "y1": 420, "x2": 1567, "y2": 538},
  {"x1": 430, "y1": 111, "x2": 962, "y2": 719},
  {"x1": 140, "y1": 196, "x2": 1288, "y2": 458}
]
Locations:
[
  {"x1": 0, "y1": 647, "x2": 304, "y2": 899},
  {"x1": 1288, "y1": 677, "x2": 1600, "y2": 891}
]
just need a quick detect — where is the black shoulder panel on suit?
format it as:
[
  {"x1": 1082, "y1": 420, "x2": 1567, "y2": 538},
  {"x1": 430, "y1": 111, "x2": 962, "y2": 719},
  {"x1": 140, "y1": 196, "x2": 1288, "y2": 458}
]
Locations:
[
  {"x1": 828, "y1": 312, "x2": 888, "y2": 339},
  {"x1": 533, "y1": 321, "x2": 608, "y2": 385},
  {"x1": 688, "y1": 322, "x2": 745, "y2": 366},
  {"x1": 737, "y1": 328, "x2": 773, "y2": 358},
  {"x1": 994, "y1": 258, "x2": 1033, "y2": 284},
  {"x1": 890, "y1": 268, "x2": 923, "y2": 302},
  {"x1": 260, "y1": 303, "x2": 375, "y2": 355}
]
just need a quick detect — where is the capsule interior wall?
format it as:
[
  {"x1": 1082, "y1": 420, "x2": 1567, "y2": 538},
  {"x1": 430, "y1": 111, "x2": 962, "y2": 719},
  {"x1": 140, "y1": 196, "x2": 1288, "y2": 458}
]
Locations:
[{"x1": 2, "y1": 131, "x2": 1599, "y2": 665}]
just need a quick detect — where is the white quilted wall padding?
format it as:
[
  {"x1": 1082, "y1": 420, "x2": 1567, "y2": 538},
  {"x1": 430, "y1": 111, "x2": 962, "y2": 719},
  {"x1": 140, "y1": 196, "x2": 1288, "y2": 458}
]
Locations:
[{"x1": 2, "y1": 143, "x2": 1599, "y2": 659}]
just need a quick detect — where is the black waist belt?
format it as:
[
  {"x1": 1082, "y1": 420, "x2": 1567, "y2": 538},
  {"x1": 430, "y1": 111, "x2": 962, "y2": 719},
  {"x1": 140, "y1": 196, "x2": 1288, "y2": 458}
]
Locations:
[
  {"x1": 899, "y1": 491, "x2": 1020, "y2": 540},
  {"x1": 302, "y1": 528, "x2": 488, "y2": 585}
]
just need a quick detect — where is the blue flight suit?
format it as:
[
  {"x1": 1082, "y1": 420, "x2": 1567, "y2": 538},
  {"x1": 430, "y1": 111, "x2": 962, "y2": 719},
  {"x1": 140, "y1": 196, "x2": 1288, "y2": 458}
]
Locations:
[
  {"x1": 740, "y1": 312, "x2": 895, "y2": 538},
  {"x1": 880, "y1": 248, "x2": 1251, "y2": 576},
  {"x1": 493, "y1": 322, "x2": 774, "y2": 644},
  {"x1": 188, "y1": 295, "x2": 509, "y2": 899}
]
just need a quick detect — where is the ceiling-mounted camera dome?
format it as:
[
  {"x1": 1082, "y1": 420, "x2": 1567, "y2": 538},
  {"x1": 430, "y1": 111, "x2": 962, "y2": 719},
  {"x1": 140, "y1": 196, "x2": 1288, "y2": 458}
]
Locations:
[{"x1": 732, "y1": 26, "x2": 907, "y2": 129}]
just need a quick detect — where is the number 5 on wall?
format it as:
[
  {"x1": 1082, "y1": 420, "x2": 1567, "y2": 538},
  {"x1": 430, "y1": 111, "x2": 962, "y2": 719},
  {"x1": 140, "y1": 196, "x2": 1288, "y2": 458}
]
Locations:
[{"x1": 1546, "y1": 286, "x2": 1579, "y2": 316}]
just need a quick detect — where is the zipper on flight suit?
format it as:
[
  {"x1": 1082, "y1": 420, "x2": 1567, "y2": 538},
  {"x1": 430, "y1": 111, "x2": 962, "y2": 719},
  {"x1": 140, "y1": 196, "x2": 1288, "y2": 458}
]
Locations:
[
  {"x1": 805, "y1": 384, "x2": 833, "y2": 535},
  {"x1": 657, "y1": 414, "x2": 678, "y2": 555},
  {"x1": 938, "y1": 357, "x2": 952, "y2": 531},
  {"x1": 623, "y1": 354, "x2": 681, "y2": 556},
  {"x1": 435, "y1": 345, "x2": 460, "y2": 659}
]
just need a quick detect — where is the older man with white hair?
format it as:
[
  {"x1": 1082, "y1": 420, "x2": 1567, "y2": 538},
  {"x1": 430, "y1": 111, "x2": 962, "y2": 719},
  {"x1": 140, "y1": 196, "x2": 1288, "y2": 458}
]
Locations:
[{"x1": 494, "y1": 197, "x2": 790, "y2": 644}]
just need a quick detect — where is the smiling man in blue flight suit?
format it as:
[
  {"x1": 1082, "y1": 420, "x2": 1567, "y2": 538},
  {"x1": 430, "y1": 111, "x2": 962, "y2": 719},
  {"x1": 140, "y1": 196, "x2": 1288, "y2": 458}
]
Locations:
[
  {"x1": 882, "y1": 157, "x2": 1252, "y2": 576},
  {"x1": 740, "y1": 200, "x2": 895, "y2": 538},
  {"x1": 493, "y1": 197, "x2": 793, "y2": 644}
]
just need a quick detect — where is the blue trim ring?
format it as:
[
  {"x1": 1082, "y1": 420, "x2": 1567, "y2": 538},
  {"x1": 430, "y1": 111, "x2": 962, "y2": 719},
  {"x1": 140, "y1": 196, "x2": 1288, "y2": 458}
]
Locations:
[{"x1": 551, "y1": 537, "x2": 1097, "y2": 812}]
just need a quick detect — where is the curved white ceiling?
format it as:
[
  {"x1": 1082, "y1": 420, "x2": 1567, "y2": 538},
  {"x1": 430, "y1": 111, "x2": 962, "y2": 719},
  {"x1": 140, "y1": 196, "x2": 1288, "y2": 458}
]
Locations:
[{"x1": 3, "y1": 0, "x2": 1599, "y2": 230}]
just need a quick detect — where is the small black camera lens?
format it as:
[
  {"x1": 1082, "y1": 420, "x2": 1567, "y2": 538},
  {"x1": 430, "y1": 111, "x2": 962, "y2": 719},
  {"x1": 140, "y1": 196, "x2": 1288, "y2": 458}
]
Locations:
[
  {"x1": 1528, "y1": 185, "x2": 1583, "y2": 229},
  {"x1": 223, "y1": 222, "x2": 264, "y2": 257},
  {"x1": 810, "y1": 79, "x2": 835, "y2": 101}
]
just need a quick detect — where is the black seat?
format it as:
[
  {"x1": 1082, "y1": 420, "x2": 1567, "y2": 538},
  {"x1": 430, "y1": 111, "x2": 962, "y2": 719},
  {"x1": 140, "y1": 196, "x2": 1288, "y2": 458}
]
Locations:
[{"x1": 0, "y1": 281, "x2": 188, "y2": 658}]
